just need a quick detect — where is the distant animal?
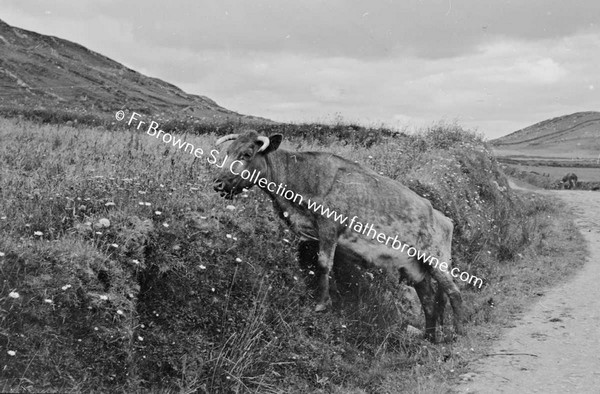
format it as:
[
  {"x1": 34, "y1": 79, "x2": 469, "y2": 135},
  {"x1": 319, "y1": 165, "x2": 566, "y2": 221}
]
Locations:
[
  {"x1": 213, "y1": 130, "x2": 464, "y2": 341},
  {"x1": 561, "y1": 173, "x2": 578, "y2": 189}
]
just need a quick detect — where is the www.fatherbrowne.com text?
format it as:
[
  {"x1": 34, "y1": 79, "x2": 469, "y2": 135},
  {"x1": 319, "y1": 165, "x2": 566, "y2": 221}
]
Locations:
[{"x1": 121, "y1": 111, "x2": 484, "y2": 288}]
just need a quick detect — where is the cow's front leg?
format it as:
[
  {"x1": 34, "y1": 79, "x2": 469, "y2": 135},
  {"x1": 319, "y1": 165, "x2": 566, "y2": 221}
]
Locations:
[{"x1": 315, "y1": 226, "x2": 338, "y2": 312}]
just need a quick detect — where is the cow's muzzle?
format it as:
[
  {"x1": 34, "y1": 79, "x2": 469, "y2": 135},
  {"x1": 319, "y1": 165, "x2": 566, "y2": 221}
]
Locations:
[{"x1": 213, "y1": 179, "x2": 233, "y2": 199}]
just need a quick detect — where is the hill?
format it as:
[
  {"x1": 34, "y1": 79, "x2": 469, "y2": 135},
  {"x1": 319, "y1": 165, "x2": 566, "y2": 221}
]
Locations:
[
  {"x1": 0, "y1": 18, "x2": 266, "y2": 123},
  {"x1": 491, "y1": 111, "x2": 600, "y2": 159}
]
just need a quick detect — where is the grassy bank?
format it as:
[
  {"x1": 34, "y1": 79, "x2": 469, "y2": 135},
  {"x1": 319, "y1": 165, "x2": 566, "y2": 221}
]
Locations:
[{"x1": 0, "y1": 117, "x2": 585, "y2": 393}]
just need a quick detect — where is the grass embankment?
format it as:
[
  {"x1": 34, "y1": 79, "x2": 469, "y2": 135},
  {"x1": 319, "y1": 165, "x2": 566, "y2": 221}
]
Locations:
[{"x1": 0, "y1": 116, "x2": 585, "y2": 393}]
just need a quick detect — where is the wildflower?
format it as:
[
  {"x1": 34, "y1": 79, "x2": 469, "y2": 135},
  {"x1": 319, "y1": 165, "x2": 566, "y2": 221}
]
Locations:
[
  {"x1": 155, "y1": 211, "x2": 162, "y2": 215},
  {"x1": 8, "y1": 291, "x2": 19, "y2": 299},
  {"x1": 98, "y1": 218, "x2": 110, "y2": 228},
  {"x1": 159, "y1": 184, "x2": 165, "y2": 188},
  {"x1": 138, "y1": 191, "x2": 147, "y2": 195},
  {"x1": 293, "y1": 276, "x2": 298, "y2": 281},
  {"x1": 0, "y1": 216, "x2": 6, "y2": 220},
  {"x1": 283, "y1": 238, "x2": 290, "y2": 244},
  {"x1": 105, "y1": 202, "x2": 115, "y2": 207},
  {"x1": 199, "y1": 265, "x2": 207, "y2": 270},
  {"x1": 232, "y1": 236, "x2": 238, "y2": 241},
  {"x1": 132, "y1": 259, "x2": 140, "y2": 265},
  {"x1": 100, "y1": 295, "x2": 108, "y2": 301},
  {"x1": 61, "y1": 284, "x2": 71, "y2": 291},
  {"x1": 44, "y1": 299, "x2": 53, "y2": 303},
  {"x1": 283, "y1": 211, "x2": 289, "y2": 218},
  {"x1": 138, "y1": 336, "x2": 144, "y2": 341},
  {"x1": 34, "y1": 231, "x2": 43, "y2": 236},
  {"x1": 162, "y1": 222, "x2": 169, "y2": 228},
  {"x1": 110, "y1": 243, "x2": 118, "y2": 248},
  {"x1": 0, "y1": 252, "x2": 5, "y2": 257},
  {"x1": 226, "y1": 234, "x2": 232, "y2": 239},
  {"x1": 226, "y1": 205, "x2": 236, "y2": 211},
  {"x1": 144, "y1": 202, "x2": 151, "y2": 206},
  {"x1": 211, "y1": 288, "x2": 215, "y2": 292},
  {"x1": 138, "y1": 202, "x2": 144, "y2": 206},
  {"x1": 200, "y1": 216, "x2": 207, "y2": 219},
  {"x1": 94, "y1": 327, "x2": 99, "y2": 331},
  {"x1": 116, "y1": 310, "x2": 124, "y2": 316},
  {"x1": 95, "y1": 232, "x2": 103, "y2": 235},
  {"x1": 7, "y1": 350, "x2": 16, "y2": 356},
  {"x1": 308, "y1": 270, "x2": 315, "y2": 275},
  {"x1": 235, "y1": 257, "x2": 242, "y2": 263}
]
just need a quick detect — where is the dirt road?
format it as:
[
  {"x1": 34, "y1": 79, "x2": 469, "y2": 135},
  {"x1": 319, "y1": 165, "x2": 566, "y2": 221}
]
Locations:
[{"x1": 455, "y1": 186, "x2": 600, "y2": 393}]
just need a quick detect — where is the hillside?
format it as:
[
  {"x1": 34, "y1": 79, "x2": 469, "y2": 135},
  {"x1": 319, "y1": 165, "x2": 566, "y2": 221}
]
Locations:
[
  {"x1": 491, "y1": 111, "x2": 600, "y2": 159},
  {"x1": 0, "y1": 18, "x2": 266, "y2": 123}
]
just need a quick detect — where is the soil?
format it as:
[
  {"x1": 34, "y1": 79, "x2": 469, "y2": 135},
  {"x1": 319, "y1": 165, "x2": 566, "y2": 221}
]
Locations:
[{"x1": 454, "y1": 184, "x2": 600, "y2": 393}]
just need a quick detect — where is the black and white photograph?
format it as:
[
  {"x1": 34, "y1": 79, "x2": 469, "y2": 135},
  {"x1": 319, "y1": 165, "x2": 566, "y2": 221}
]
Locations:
[{"x1": 1, "y1": 1, "x2": 599, "y2": 392}]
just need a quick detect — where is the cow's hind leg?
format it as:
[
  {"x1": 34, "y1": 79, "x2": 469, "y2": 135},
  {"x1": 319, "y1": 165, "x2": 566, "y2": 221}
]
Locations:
[
  {"x1": 428, "y1": 266, "x2": 464, "y2": 336},
  {"x1": 413, "y1": 274, "x2": 438, "y2": 342}
]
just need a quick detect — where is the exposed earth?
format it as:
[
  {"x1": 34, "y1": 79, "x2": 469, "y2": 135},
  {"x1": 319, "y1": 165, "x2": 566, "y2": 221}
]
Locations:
[{"x1": 454, "y1": 183, "x2": 600, "y2": 393}]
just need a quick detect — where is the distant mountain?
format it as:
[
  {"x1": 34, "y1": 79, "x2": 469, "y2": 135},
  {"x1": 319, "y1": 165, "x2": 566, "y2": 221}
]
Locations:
[
  {"x1": 0, "y1": 19, "x2": 268, "y2": 123},
  {"x1": 491, "y1": 112, "x2": 600, "y2": 156}
]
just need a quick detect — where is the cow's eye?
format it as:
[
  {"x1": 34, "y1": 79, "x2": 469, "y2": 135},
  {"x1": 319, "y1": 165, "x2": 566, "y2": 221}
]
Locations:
[{"x1": 241, "y1": 152, "x2": 252, "y2": 160}]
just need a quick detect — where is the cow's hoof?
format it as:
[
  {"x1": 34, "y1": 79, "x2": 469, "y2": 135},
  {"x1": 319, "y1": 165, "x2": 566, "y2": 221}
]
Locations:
[{"x1": 314, "y1": 301, "x2": 331, "y2": 312}]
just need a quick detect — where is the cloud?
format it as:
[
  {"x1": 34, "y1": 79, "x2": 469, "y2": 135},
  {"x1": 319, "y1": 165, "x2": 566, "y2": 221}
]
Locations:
[{"x1": 2, "y1": 1, "x2": 599, "y2": 138}]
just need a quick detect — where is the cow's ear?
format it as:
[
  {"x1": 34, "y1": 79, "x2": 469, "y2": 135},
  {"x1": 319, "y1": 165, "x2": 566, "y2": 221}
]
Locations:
[{"x1": 262, "y1": 134, "x2": 283, "y2": 154}]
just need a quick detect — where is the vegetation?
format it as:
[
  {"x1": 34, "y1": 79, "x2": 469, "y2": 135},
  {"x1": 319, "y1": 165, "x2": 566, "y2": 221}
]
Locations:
[{"x1": 0, "y1": 116, "x2": 585, "y2": 392}]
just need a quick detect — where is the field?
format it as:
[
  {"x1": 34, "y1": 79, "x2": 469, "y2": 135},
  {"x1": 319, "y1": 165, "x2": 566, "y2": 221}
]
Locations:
[
  {"x1": 0, "y1": 115, "x2": 586, "y2": 393},
  {"x1": 507, "y1": 164, "x2": 600, "y2": 182}
]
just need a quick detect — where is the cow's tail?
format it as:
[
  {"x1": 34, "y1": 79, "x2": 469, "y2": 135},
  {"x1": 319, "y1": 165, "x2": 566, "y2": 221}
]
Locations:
[{"x1": 435, "y1": 280, "x2": 447, "y2": 327}]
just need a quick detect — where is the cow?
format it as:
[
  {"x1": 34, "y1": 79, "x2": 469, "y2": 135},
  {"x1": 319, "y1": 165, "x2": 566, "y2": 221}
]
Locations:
[
  {"x1": 212, "y1": 130, "x2": 464, "y2": 341},
  {"x1": 561, "y1": 173, "x2": 578, "y2": 189}
]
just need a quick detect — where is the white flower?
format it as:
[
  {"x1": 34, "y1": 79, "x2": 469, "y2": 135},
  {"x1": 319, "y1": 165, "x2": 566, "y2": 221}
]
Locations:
[
  {"x1": 155, "y1": 211, "x2": 162, "y2": 215},
  {"x1": 8, "y1": 291, "x2": 19, "y2": 299},
  {"x1": 98, "y1": 218, "x2": 110, "y2": 228},
  {"x1": 100, "y1": 295, "x2": 108, "y2": 301},
  {"x1": 0, "y1": 216, "x2": 6, "y2": 220},
  {"x1": 138, "y1": 202, "x2": 144, "y2": 205},
  {"x1": 235, "y1": 258, "x2": 242, "y2": 263},
  {"x1": 116, "y1": 310, "x2": 124, "y2": 316},
  {"x1": 226, "y1": 234, "x2": 232, "y2": 239},
  {"x1": 308, "y1": 270, "x2": 315, "y2": 276},
  {"x1": 226, "y1": 205, "x2": 236, "y2": 211},
  {"x1": 105, "y1": 202, "x2": 115, "y2": 207},
  {"x1": 0, "y1": 252, "x2": 5, "y2": 257},
  {"x1": 144, "y1": 202, "x2": 151, "y2": 206},
  {"x1": 200, "y1": 216, "x2": 207, "y2": 219},
  {"x1": 44, "y1": 299, "x2": 53, "y2": 303},
  {"x1": 7, "y1": 350, "x2": 16, "y2": 356},
  {"x1": 132, "y1": 259, "x2": 140, "y2": 265},
  {"x1": 138, "y1": 336, "x2": 144, "y2": 341},
  {"x1": 110, "y1": 243, "x2": 118, "y2": 248},
  {"x1": 34, "y1": 231, "x2": 43, "y2": 236},
  {"x1": 199, "y1": 265, "x2": 207, "y2": 270},
  {"x1": 61, "y1": 284, "x2": 72, "y2": 291},
  {"x1": 162, "y1": 222, "x2": 169, "y2": 228}
]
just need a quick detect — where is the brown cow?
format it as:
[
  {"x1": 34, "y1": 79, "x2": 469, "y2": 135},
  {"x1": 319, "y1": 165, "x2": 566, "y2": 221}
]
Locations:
[{"x1": 213, "y1": 130, "x2": 464, "y2": 341}]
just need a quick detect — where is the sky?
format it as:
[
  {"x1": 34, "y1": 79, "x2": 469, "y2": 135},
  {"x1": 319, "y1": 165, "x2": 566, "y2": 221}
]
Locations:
[{"x1": 2, "y1": 0, "x2": 599, "y2": 139}]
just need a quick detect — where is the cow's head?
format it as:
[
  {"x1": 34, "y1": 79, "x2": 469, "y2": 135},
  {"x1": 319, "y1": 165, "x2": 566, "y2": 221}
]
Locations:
[{"x1": 213, "y1": 130, "x2": 283, "y2": 198}]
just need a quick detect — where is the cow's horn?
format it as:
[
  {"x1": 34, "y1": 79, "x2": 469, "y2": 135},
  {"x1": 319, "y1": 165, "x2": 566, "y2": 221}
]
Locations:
[
  {"x1": 215, "y1": 134, "x2": 239, "y2": 145},
  {"x1": 256, "y1": 136, "x2": 270, "y2": 152}
]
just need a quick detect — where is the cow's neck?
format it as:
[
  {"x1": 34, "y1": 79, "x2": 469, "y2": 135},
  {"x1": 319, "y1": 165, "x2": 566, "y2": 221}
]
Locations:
[{"x1": 261, "y1": 149, "x2": 305, "y2": 206}]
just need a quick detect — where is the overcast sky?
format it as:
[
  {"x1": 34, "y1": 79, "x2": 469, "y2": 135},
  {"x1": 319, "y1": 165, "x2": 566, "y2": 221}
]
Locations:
[{"x1": 3, "y1": 0, "x2": 599, "y2": 139}]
